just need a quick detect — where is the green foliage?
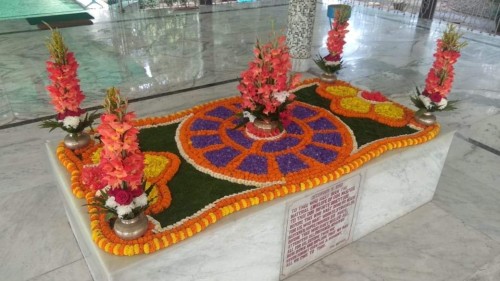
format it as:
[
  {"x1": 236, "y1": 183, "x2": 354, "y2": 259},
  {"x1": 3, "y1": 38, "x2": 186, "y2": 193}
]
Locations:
[
  {"x1": 40, "y1": 111, "x2": 100, "y2": 133},
  {"x1": 411, "y1": 87, "x2": 458, "y2": 112},
  {"x1": 313, "y1": 54, "x2": 342, "y2": 74},
  {"x1": 85, "y1": 181, "x2": 154, "y2": 221},
  {"x1": 45, "y1": 25, "x2": 68, "y2": 65},
  {"x1": 441, "y1": 24, "x2": 467, "y2": 52}
]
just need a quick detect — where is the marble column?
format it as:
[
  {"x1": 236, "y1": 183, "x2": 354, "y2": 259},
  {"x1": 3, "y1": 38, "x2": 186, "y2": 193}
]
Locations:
[
  {"x1": 419, "y1": 0, "x2": 438, "y2": 19},
  {"x1": 286, "y1": 0, "x2": 317, "y2": 72}
]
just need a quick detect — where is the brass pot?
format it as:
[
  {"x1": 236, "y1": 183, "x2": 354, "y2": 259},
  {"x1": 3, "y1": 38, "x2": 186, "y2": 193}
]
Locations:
[
  {"x1": 113, "y1": 212, "x2": 148, "y2": 240},
  {"x1": 253, "y1": 118, "x2": 279, "y2": 134},
  {"x1": 414, "y1": 110, "x2": 437, "y2": 126},
  {"x1": 64, "y1": 132, "x2": 90, "y2": 150},
  {"x1": 320, "y1": 72, "x2": 337, "y2": 83}
]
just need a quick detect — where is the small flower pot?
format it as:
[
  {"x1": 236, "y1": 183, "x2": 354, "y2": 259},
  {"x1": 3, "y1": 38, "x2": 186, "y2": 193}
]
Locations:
[
  {"x1": 113, "y1": 212, "x2": 148, "y2": 240},
  {"x1": 414, "y1": 110, "x2": 436, "y2": 126},
  {"x1": 245, "y1": 118, "x2": 284, "y2": 140},
  {"x1": 253, "y1": 118, "x2": 279, "y2": 133},
  {"x1": 64, "y1": 132, "x2": 90, "y2": 150},
  {"x1": 320, "y1": 72, "x2": 337, "y2": 83}
]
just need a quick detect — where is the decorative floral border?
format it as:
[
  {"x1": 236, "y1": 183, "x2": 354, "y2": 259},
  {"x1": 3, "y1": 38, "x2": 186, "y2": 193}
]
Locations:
[
  {"x1": 57, "y1": 80, "x2": 440, "y2": 256},
  {"x1": 314, "y1": 80, "x2": 414, "y2": 127}
]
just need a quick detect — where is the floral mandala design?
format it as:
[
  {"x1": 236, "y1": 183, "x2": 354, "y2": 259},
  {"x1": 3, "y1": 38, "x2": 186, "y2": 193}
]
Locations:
[
  {"x1": 177, "y1": 97, "x2": 353, "y2": 186},
  {"x1": 315, "y1": 81, "x2": 414, "y2": 127}
]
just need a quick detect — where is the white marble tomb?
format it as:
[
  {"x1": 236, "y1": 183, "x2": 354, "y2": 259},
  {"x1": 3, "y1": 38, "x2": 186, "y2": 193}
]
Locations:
[{"x1": 46, "y1": 128, "x2": 455, "y2": 281}]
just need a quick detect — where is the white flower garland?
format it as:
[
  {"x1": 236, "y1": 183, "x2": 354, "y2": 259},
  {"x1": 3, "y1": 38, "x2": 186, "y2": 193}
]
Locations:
[
  {"x1": 245, "y1": 127, "x2": 286, "y2": 141},
  {"x1": 136, "y1": 116, "x2": 188, "y2": 130}
]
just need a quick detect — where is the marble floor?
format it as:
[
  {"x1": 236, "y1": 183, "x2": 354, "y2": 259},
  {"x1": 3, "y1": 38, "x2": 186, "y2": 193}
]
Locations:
[{"x1": 0, "y1": 1, "x2": 499, "y2": 280}]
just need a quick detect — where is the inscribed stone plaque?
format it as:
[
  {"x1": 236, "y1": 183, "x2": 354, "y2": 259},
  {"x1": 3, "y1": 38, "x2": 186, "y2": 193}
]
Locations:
[{"x1": 280, "y1": 174, "x2": 362, "y2": 279}]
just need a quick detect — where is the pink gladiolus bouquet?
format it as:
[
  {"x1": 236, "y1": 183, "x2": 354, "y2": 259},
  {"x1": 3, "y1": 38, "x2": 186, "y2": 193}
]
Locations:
[
  {"x1": 40, "y1": 27, "x2": 98, "y2": 133},
  {"x1": 82, "y1": 87, "x2": 148, "y2": 220},
  {"x1": 237, "y1": 33, "x2": 301, "y2": 132},
  {"x1": 412, "y1": 24, "x2": 466, "y2": 112},
  {"x1": 314, "y1": 5, "x2": 351, "y2": 74}
]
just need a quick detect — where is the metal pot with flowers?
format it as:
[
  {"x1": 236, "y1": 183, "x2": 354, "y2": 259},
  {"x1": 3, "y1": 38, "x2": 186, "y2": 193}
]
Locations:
[
  {"x1": 314, "y1": 4, "x2": 351, "y2": 83},
  {"x1": 82, "y1": 87, "x2": 151, "y2": 240},
  {"x1": 411, "y1": 24, "x2": 467, "y2": 125},
  {"x1": 236, "y1": 32, "x2": 301, "y2": 140},
  {"x1": 39, "y1": 26, "x2": 98, "y2": 149}
]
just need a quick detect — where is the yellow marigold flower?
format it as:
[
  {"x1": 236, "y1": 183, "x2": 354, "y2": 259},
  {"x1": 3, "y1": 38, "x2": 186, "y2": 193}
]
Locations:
[
  {"x1": 144, "y1": 154, "x2": 169, "y2": 179},
  {"x1": 91, "y1": 148, "x2": 102, "y2": 164},
  {"x1": 147, "y1": 183, "x2": 158, "y2": 204},
  {"x1": 326, "y1": 85, "x2": 358, "y2": 97},
  {"x1": 340, "y1": 97, "x2": 371, "y2": 113},
  {"x1": 374, "y1": 103, "x2": 404, "y2": 119}
]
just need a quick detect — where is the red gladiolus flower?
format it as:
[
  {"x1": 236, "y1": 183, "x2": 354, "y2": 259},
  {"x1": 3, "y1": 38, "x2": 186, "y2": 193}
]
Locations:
[
  {"x1": 423, "y1": 38, "x2": 462, "y2": 100},
  {"x1": 81, "y1": 166, "x2": 106, "y2": 191},
  {"x1": 46, "y1": 51, "x2": 85, "y2": 114},
  {"x1": 327, "y1": 22, "x2": 349, "y2": 58}
]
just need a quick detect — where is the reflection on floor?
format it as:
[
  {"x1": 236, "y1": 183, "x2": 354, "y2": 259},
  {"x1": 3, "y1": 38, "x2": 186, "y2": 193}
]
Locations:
[
  {"x1": 0, "y1": 0, "x2": 84, "y2": 20},
  {"x1": 0, "y1": 1, "x2": 499, "y2": 280}
]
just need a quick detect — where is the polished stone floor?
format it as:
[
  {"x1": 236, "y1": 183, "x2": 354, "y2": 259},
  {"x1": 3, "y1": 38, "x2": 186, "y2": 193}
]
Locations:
[{"x1": 0, "y1": 1, "x2": 499, "y2": 280}]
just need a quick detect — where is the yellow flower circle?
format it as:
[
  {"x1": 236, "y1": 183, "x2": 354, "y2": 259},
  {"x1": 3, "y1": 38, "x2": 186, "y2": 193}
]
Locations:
[
  {"x1": 144, "y1": 154, "x2": 170, "y2": 179},
  {"x1": 340, "y1": 97, "x2": 371, "y2": 113},
  {"x1": 374, "y1": 103, "x2": 404, "y2": 119},
  {"x1": 326, "y1": 85, "x2": 358, "y2": 97}
]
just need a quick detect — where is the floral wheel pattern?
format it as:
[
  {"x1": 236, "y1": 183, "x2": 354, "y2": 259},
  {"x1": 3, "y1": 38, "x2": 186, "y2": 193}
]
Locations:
[
  {"x1": 177, "y1": 97, "x2": 353, "y2": 186},
  {"x1": 315, "y1": 81, "x2": 414, "y2": 127}
]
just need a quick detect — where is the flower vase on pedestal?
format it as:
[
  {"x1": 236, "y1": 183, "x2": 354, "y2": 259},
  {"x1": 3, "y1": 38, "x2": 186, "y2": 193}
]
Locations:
[
  {"x1": 113, "y1": 212, "x2": 148, "y2": 240},
  {"x1": 64, "y1": 132, "x2": 90, "y2": 150},
  {"x1": 414, "y1": 110, "x2": 437, "y2": 126}
]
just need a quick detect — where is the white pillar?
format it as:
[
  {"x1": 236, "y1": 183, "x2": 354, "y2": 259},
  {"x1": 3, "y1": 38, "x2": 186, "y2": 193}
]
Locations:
[{"x1": 286, "y1": 0, "x2": 317, "y2": 72}]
